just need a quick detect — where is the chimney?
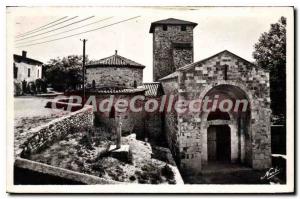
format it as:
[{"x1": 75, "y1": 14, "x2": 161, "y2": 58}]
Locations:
[{"x1": 22, "y1": 51, "x2": 27, "y2": 58}]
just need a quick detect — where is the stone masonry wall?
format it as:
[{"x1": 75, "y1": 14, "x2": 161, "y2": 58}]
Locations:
[
  {"x1": 160, "y1": 77, "x2": 180, "y2": 164},
  {"x1": 173, "y1": 48, "x2": 193, "y2": 70},
  {"x1": 86, "y1": 66, "x2": 143, "y2": 88},
  {"x1": 144, "y1": 98, "x2": 163, "y2": 144},
  {"x1": 153, "y1": 25, "x2": 194, "y2": 81},
  {"x1": 92, "y1": 94, "x2": 145, "y2": 139},
  {"x1": 176, "y1": 50, "x2": 271, "y2": 173},
  {"x1": 19, "y1": 106, "x2": 93, "y2": 157}
]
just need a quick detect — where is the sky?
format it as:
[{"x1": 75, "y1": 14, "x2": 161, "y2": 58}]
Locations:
[{"x1": 7, "y1": 7, "x2": 290, "y2": 82}]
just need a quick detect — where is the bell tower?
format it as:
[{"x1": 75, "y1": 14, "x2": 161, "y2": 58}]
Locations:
[{"x1": 150, "y1": 18, "x2": 197, "y2": 81}]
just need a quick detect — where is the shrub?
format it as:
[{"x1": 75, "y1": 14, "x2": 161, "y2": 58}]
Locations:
[
  {"x1": 161, "y1": 164, "x2": 174, "y2": 180},
  {"x1": 14, "y1": 81, "x2": 22, "y2": 96},
  {"x1": 22, "y1": 80, "x2": 27, "y2": 93},
  {"x1": 30, "y1": 82, "x2": 37, "y2": 94}
]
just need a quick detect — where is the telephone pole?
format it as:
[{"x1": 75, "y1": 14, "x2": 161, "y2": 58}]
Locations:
[{"x1": 81, "y1": 39, "x2": 87, "y2": 103}]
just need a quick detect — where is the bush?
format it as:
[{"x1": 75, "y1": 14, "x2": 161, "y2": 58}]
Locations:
[
  {"x1": 14, "y1": 81, "x2": 22, "y2": 96},
  {"x1": 161, "y1": 164, "x2": 174, "y2": 180},
  {"x1": 79, "y1": 134, "x2": 94, "y2": 150},
  {"x1": 22, "y1": 80, "x2": 27, "y2": 93},
  {"x1": 30, "y1": 82, "x2": 37, "y2": 94}
]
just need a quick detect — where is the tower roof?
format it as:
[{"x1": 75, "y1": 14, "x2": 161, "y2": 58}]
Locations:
[
  {"x1": 86, "y1": 50, "x2": 145, "y2": 69},
  {"x1": 149, "y1": 18, "x2": 197, "y2": 33}
]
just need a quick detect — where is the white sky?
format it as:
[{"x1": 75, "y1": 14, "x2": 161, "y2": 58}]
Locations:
[{"x1": 7, "y1": 7, "x2": 290, "y2": 82}]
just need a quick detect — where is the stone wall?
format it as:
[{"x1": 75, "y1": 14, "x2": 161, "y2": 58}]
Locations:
[
  {"x1": 86, "y1": 66, "x2": 143, "y2": 88},
  {"x1": 152, "y1": 25, "x2": 194, "y2": 81},
  {"x1": 92, "y1": 94, "x2": 145, "y2": 139},
  {"x1": 15, "y1": 157, "x2": 120, "y2": 185},
  {"x1": 143, "y1": 100, "x2": 163, "y2": 144},
  {"x1": 19, "y1": 105, "x2": 93, "y2": 157},
  {"x1": 173, "y1": 47, "x2": 193, "y2": 70},
  {"x1": 175, "y1": 50, "x2": 271, "y2": 173},
  {"x1": 160, "y1": 77, "x2": 180, "y2": 164}
]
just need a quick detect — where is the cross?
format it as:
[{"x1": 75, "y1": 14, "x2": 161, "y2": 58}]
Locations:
[{"x1": 116, "y1": 115, "x2": 122, "y2": 149}]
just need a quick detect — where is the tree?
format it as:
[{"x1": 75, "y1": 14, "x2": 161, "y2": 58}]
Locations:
[
  {"x1": 253, "y1": 16, "x2": 286, "y2": 123},
  {"x1": 43, "y1": 55, "x2": 87, "y2": 91}
]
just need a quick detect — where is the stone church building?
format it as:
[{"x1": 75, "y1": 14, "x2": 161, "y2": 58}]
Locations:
[
  {"x1": 151, "y1": 18, "x2": 271, "y2": 173},
  {"x1": 86, "y1": 18, "x2": 272, "y2": 174}
]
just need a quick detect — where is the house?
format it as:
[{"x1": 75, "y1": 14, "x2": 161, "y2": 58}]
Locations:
[{"x1": 14, "y1": 51, "x2": 43, "y2": 82}]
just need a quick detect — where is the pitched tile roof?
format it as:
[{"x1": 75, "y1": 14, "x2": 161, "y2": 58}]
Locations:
[
  {"x1": 140, "y1": 82, "x2": 164, "y2": 97},
  {"x1": 86, "y1": 87, "x2": 146, "y2": 94},
  {"x1": 150, "y1": 18, "x2": 197, "y2": 33},
  {"x1": 86, "y1": 51, "x2": 145, "y2": 69}
]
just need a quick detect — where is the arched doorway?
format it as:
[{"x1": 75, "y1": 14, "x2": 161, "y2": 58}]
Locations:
[{"x1": 200, "y1": 84, "x2": 251, "y2": 166}]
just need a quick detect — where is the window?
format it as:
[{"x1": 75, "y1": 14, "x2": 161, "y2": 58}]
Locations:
[
  {"x1": 224, "y1": 64, "x2": 228, "y2": 80},
  {"x1": 181, "y1": 25, "x2": 186, "y2": 31},
  {"x1": 92, "y1": 80, "x2": 96, "y2": 89},
  {"x1": 37, "y1": 69, "x2": 39, "y2": 78},
  {"x1": 28, "y1": 68, "x2": 31, "y2": 77},
  {"x1": 14, "y1": 64, "x2": 18, "y2": 79},
  {"x1": 163, "y1": 25, "x2": 167, "y2": 31}
]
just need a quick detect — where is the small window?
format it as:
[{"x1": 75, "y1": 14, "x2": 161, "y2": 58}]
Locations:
[
  {"x1": 28, "y1": 68, "x2": 31, "y2": 77},
  {"x1": 224, "y1": 64, "x2": 228, "y2": 80},
  {"x1": 181, "y1": 25, "x2": 186, "y2": 31},
  {"x1": 163, "y1": 25, "x2": 167, "y2": 31}
]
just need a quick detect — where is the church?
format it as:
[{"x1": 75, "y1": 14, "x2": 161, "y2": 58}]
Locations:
[{"x1": 86, "y1": 18, "x2": 272, "y2": 174}]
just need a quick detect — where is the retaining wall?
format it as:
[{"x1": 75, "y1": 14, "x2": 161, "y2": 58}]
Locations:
[{"x1": 18, "y1": 105, "x2": 93, "y2": 157}]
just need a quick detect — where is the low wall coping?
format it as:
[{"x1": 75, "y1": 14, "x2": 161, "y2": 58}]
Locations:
[{"x1": 15, "y1": 157, "x2": 121, "y2": 185}]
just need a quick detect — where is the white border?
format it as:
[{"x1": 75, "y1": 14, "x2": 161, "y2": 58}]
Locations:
[{"x1": 4, "y1": 3, "x2": 295, "y2": 194}]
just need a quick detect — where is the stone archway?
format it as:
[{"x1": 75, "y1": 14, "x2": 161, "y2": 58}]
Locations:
[{"x1": 199, "y1": 83, "x2": 251, "y2": 167}]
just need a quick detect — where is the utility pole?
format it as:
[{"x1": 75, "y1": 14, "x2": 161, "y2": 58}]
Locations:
[{"x1": 81, "y1": 39, "x2": 87, "y2": 103}]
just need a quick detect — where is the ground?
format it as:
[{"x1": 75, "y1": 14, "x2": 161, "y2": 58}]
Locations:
[
  {"x1": 182, "y1": 163, "x2": 269, "y2": 184},
  {"x1": 29, "y1": 128, "x2": 178, "y2": 184},
  {"x1": 14, "y1": 97, "x2": 70, "y2": 156}
]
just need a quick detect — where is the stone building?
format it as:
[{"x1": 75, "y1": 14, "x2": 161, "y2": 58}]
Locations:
[
  {"x1": 150, "y1": 18, "x2": 271, "y2": 174},
  {"x1": 13, "y1": 50, "x2": 43, "y2": 82},
  {"x1": 85, "y1": 51, "x2": 162, "y2": 141},
  {"x1": 86, "y1": 50, "x2": 144, "y2": 89},
  {"x1": 150, "y1": 18, "x2": 197, "y2": 81}
]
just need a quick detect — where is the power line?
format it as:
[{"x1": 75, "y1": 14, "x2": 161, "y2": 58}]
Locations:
[
  {"x1": 16, "y1": 16, "x2": 140, "y2": 48},
  {"x1": 16, "y1": 17, "x2": 112, "y2": 45},
  {"x1": 16, "y1": 16, "x2": 79, "y2": 39},
  {"x1": 15, "y1": 16, "x2": 94, "y2": 42},
  {"x1": 15, "y1": 16, "x2": 68, "y2": 37}
]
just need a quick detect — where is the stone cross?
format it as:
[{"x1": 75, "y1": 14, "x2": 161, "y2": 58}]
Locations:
[{"x1": 116, "y1": 115, "x2": 122, "y2": 149}]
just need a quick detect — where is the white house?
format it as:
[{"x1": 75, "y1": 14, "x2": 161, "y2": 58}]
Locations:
[{"x1": 14, "y1": 51, "x2": 43, "y2": 82}]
